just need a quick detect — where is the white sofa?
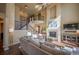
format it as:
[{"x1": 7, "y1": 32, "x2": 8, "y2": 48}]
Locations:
[
  {"x1": 41, "y1": 42, "x2": 71, "y2": 55},
  {"x1": 19, "y1": 38, "x2": 52, "y2": 55},
  {"x1": 19, "y1": 37, "x2": 71, "y2": 55}
]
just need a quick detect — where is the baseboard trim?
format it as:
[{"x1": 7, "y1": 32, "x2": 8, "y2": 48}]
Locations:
[{"x1": 9, "y1": 42, "x2": 20, "y2": 46}]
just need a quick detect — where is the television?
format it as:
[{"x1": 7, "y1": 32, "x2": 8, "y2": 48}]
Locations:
[{"x1": 64, "y1": 23, "x2": 79, "y2": 29}]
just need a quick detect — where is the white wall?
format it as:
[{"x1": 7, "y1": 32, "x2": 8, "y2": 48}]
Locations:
[
  {"x1": 13, "y1": 30, "x2": 27, "y2": 45},
  {"x1": 61, "y1": 4, "x2": 79, "y2": 42},
  {"x1": 61, "y1": 4, "x2": 79, "y2": 24}
]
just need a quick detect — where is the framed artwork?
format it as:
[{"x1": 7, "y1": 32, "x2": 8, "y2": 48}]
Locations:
[{"x1": 48, "y1": 20, "x2": 60, "y2": 29}]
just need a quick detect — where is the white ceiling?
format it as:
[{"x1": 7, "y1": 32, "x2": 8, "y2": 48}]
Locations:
[{"x1": 16, "y1": 3, "x2": 43, "y2": 16}]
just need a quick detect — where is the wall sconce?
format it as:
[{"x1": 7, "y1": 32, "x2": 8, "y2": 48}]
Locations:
[{"x1": 9, "y1": 28, "x2": 14, "y2": 32}]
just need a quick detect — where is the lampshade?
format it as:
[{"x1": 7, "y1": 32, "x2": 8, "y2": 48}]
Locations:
[{"x1": 9, "y1": 28, "x2": 14, "y2": 32}]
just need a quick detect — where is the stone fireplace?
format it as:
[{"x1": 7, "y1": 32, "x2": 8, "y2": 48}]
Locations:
[{"x1": 47, "y1": 29, "x2": 58, "y2": 41}]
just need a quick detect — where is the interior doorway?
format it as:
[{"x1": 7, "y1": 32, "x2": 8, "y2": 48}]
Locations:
[{"x1": 0, "y1": 17, "x2": 4, "y2": 54}]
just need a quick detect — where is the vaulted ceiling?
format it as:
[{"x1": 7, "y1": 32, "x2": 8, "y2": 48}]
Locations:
[{"x1": 16, "y1": 3, "x2": 48, "y2": 16}]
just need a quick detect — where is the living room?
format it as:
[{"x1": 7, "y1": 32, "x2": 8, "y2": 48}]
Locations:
[{"x1": 0, "y1": 3, "x2": 79, "y2": 55}]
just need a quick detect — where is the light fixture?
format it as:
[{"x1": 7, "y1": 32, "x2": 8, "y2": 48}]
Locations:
[
  {"x1": 35, "y1": 5, "x2": 40, "y2": 9},
  {"x1": 35, "y1": 4, "x2": 43, "y2": 11},
  {"x1": 37, "y1": 6, "x2": 42, "y2": 11},
  {"x1": 9, "y1": 28, "x2": 14, "y2": 32},
  {"x1": 25, "y1": 5, "x2": 28, "y2": 8}
]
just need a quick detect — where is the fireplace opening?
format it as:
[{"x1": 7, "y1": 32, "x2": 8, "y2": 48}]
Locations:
[{"x1": 49, "y1": 32, "x2": 57, "y2": 37}]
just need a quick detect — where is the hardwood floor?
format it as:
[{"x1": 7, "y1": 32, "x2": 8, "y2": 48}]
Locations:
[
  {"x1": 0, "y1": 43, "x2": 23, "y2": 55},
  {"x1": 0, "y1": 39, "x2": 4, "y2": 55}
]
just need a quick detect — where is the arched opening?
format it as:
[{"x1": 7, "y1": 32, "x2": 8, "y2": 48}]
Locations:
[{"x1": 0, "y1": 17, "x2": 4, "y2": 54}]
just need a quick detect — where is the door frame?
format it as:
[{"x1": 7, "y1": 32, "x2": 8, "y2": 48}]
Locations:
[{"x1": 0, "y1": 17, "x2": 4, "y2": 49}]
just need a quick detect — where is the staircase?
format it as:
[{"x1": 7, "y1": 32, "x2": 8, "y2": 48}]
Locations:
[
  {"x1": 15, "y1": 19, "x2": 46, "y2": 43},
  {"x1": 15, "y1": 20, "x2": 29, "y2": 30},
  {"x1": 15, "y1": 21, "x2": 25, "y2": 30}
]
